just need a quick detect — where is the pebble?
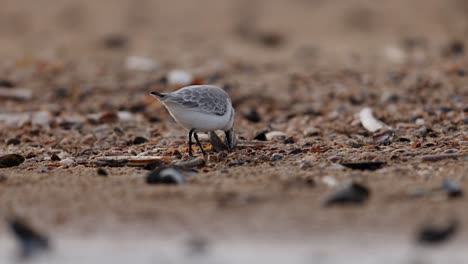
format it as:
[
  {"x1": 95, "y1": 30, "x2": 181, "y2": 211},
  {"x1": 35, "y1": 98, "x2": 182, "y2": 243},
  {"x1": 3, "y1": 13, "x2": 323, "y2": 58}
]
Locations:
[
  {"x1": 383, "y1": 45, "x2": 407, "y2": 64},
  {"x1": 415, "y1": 118, "x2": 425, "y2": 126},
  {"x1": 288, "y1": 148, "x2": 303, "y2": 155},
  {"x1": 265, "y1": 131, "x2": 287, "y2": 141},
  {"x1": 271, "y1": 153, "x2": 284, "y2": 161},
  {"x1": 50, "y1": 154, "x2": 61, "y2": 161},
  {"x1": 6, "y1": 138, "x2": 21, "y2": 145},
  {"x1": 146, "y1": 167, "x2": 186, "y2": 185},
  {"x1": 0, "y1": 154, "x2": 25, "y2": 168},
  {"x1": 253, "y1": 130, "x2": 268, "y2": 141},
  {"x1": 303, "y1": 127, "x2": 320, "y2": 137},
  {"x1": 417, "y1": 220, "x2": 458, "y2": 245},
  {"x1": 340, "y1": 161, "x2": 386, "y2": 171},
  {"x1": 59, "y1": 158, "x2": 75, "y2": 167},
  {"x1": 125, "y1": 55, "x2": 158, "y2": 71},
  {"x1": 242, "y1": 108, "x2": 261, "y2": 123},
  {"x1": 97, "y1": 167, "x2": 108, "y2": 176},
  {"x1": 133, "y1": 136, "x2": 149, "y2": 145},
  {"x1": 8, "y1": 218, "x2": 50, "y2": 258},
  {"x1": 102, "y1": 34, "x2": 128, "y2": 49},
  {"x1": 322, "y1": 175, "x2": 338, "y2": 187},
  {"x1": 323, "y1": 182, "x2": 370, "y2": 206},
  {"x1": 167, "y1": 70, "x2": 193, "y2": 86}
]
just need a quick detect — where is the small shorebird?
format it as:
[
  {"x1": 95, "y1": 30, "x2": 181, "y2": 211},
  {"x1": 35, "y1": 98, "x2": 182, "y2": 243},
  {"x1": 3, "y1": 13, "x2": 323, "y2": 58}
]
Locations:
[{"x1": 151, "y1": 85, "x2": 236, "y2": 156}]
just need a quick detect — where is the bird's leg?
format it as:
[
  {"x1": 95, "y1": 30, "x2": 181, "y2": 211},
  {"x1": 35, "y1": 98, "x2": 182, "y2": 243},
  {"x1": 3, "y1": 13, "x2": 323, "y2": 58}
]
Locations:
[
  {"x1": 224, "y1": 130, "x2": 232, "y2": 151},
  {"x1": 188, "y1": 129, "x2": 195, "y2": 157},
  {"x1": 193, "y1": 132, "x2": 207, "y2": 157}
]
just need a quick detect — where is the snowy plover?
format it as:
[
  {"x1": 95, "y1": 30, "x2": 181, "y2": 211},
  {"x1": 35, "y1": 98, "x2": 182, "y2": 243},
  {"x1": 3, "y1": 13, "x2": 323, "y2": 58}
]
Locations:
[{"x1": 151, "y1": 85, "x2": 236, "y2": 156}]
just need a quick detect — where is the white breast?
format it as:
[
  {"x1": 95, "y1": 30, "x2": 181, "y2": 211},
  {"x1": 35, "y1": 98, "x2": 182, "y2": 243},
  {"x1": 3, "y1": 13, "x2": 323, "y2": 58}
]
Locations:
[{"x1": 164, "y1": 102, "x2": 232, "y2": 132}]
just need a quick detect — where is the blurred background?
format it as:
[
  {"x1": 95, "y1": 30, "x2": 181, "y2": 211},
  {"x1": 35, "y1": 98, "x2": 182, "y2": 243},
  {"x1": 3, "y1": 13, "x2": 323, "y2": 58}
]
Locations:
[{"x1": 1, "y1": 0, "x2": 467, "y2": 60}]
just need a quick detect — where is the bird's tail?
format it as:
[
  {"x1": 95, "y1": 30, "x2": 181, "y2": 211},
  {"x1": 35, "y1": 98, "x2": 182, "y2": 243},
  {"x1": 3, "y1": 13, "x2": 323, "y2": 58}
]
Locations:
[{"x1": 150, "y1": 92, "x2": 167, "y2": 100}]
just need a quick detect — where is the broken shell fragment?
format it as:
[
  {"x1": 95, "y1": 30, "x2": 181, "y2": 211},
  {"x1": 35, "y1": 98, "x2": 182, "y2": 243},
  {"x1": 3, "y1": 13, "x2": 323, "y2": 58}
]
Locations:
[{"x1": 359, "y1": 108, "x2": 387, "y2": 132}]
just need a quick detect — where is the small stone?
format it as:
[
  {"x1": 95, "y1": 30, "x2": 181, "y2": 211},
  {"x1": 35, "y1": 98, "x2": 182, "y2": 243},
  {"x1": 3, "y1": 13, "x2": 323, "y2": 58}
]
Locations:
[
  {"x1": 168, "y1": 70, "x2": 193, "y2": 86},
  {"x1": 303, "y1": 127, "x2": 320, "y2": 137},
  {"x1": 6, "y1": 138, "x2": 21, "y2": 145},
  {"x1": 125, "y1": 55, "x2": 158, "y2": 71},
  {"x1": 265, "y1": 131, "x2": 287, "y2": 141},
  {"x1": 417, "y1": 220, "x2": 458, "y2": 245},
  {"x1": 0, "y1": 154, "x2": 25, "y2": 168},
  {"x1": 322, "y1": 176, "x2": 338, "y2": 187},
  {"x1": 133, "y1": 136, "x2": 149, "y2": 145},
  {"x1": 340, "y1": 161, "x2": 386, "y2": 171},
  {"x1": 0, "y1": 79, "x2": 15, "y2": 88},
  {"x1": 102, "y1": 34, "x2": 128, "y2": 49},
  {"x1": 271, "y1": 153, "x2": 284, "y2": 161},
  {"x1": 253, "y1": 130, "x2": 268, "y2": 141},
  {"x1": 323, "y1": 182, "x2": 370, "y2": 206},
  {"x1": 242, "y1": 108, "x2": 261, "y2": 123},
  {"x1": 283, "y1": 136, "x2": 295, "y2": 144},
  {"x1": 288, "y1": 148, "x2": 303, "y2": 155},
  {"x1": 50, "y1": 154, "x2": 61, "y2": 161},
  {"x1": 59, "y1": 158, "x2": 75, "y2": 167},
  {"x1": 97, "y1": 112, "x2": 119, "y2": 124},
  {"x1": 146, "y1": 167, "x2": 186, "y2": 185},
  {"x1": 97, "y1": 167, "x2": 108, "y2": 176}
]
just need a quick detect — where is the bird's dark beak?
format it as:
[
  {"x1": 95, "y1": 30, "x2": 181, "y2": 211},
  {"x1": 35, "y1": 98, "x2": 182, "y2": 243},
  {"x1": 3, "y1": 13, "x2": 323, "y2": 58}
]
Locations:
[
  {"x1": 224, "y1": 129, "x2": 236, "y2": 151},
  {"x1": 150, "y1": 92, "x2": 165, "y2": 99}
]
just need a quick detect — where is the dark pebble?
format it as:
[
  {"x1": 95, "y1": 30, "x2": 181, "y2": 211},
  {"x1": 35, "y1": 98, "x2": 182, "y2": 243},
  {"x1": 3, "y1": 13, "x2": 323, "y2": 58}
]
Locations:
[
  {"x1": 50, "y1": 154, "x2": 61, "y2": 161},
  {"x1": 253, "y1": 130, "x2": 268, "y2": 141},
  {"x1": 54, "y1": 87, "x2": 69, "y2": 98},
  {"x1": 97, "y1": 167, "x2": 108, "y2": 176},
  {"x1": 443, "y1": 41, "x2": 464, "y2": 57},
  {"x1": 257, "y1": 32, "x2": 284, "y2": 48},
  {"x1": 146, "y1": 167, "x2": 186, "y2": 185},
  {"x1": 0, "y1": 154, "x2": 25, "y2": 168},
  {"x1": 8, "y1": 218, "x2": 50, "y2": 258},
  {"x1": 442, "y1": 179, "x2": 463, "y2": 199},
  {"x1": 0, "y1": 79, "x2": 15, "y2": 88},
  {"x1": 102, "y1": 34, "x2": 128, "y2": 49},
  {"x1": 324, "y1": 182, "x2": 370, "y2": 206},
  {"x1": 129, "y1": 103, "x2": 147, "y2": 113},
  {"x1": 417, "y1": 221, "x2": 458, "y2": 245},
  {"x1": 288, "y1": 148, "x2": 303, "y2": 155},
  {"x1": 6, "y1": 138, "x2": 21, "y2": 145},
  {"x1": 340, "y1": 161, "x2": 386, "y2": 171},
  {"x1": 133, "y1": 136, "x2": 149, "y2": 145},
  {"x1": 271, "y1": 153, "x2": 284, "y2": 161},
  {"x1": 283, "y1": 137, "x2": 295, "y2": 144},
  {"x1": 147, "y1": 116, "x2": 161, "y2": 123},
  {"x1": 243, "y1": 108, "x2": 262, "y2": 123}
]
